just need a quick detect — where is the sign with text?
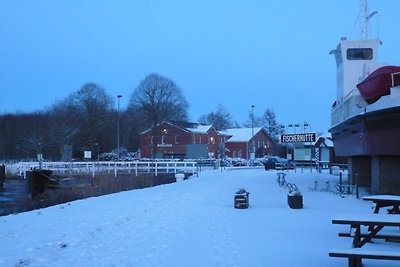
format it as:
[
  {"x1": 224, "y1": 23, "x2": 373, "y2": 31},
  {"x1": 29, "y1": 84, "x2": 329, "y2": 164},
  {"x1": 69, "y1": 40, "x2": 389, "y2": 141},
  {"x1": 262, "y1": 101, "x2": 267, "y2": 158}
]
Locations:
[{"x1": 280, "y1": 133, "x2": 316, "y2": 143}]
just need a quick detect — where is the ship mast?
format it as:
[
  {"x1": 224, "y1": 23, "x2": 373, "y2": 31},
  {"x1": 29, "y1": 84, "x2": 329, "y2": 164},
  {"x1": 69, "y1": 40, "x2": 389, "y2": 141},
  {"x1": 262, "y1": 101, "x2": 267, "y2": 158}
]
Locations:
[{"x1": 360, "y1": 0, "x2": 377, "y2": 40}]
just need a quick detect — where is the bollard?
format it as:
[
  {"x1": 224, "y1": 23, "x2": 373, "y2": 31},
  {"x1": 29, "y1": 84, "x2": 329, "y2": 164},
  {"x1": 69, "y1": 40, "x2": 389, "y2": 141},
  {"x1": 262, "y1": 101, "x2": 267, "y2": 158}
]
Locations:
[
  {"x1": 347, "y1": 174, "x2": 351, "y2": 195},
  {"x1": 0, "y1": 164, "x2": 5, "y2": 191},
  {"x1": 175, "y1": 173, "x2": 185, "y2": 182},
  {"x1": 355, "y1": 173, "x2": 359, "y2": 199}
]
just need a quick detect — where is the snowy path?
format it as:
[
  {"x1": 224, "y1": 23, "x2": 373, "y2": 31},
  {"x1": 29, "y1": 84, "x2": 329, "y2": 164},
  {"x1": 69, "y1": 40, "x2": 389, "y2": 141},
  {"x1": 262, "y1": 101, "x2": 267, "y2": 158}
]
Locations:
[{"x1": 1, "y1": 168, "x2": 399, "y2": 266}]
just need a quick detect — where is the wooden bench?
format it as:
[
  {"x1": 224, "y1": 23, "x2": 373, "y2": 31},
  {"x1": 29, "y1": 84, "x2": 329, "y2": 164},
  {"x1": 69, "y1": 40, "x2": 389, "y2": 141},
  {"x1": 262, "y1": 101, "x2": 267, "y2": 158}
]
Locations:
[
  {"x1": 329, "y1": 248, "x2": 400, "y2": 267},
  {"x1": 332, "y1": 214, "x2": 400, "y2": 248},
  {"x1": 338, "y1": 231, "x2": 400, "y2": 242},
  {"x1": 363, "y1": 195, "x2": 400, "y2": 214}
]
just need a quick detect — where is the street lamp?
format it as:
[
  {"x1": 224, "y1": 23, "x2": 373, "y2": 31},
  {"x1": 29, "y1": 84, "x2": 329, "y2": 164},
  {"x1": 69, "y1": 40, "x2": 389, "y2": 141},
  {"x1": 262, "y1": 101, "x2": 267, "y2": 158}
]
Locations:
[
  {"x1": 294, "y1": 124, "x2": 301, "y2": 133},
  {"x1": 303, "y1": 122, "x2": 311, "y2": 132},
  {"x1": 288, "y1": 124, "x2": 300, "y2": 133},
  {"x1": 117, "y1": 95, "x2": 122, "y2": 160}
]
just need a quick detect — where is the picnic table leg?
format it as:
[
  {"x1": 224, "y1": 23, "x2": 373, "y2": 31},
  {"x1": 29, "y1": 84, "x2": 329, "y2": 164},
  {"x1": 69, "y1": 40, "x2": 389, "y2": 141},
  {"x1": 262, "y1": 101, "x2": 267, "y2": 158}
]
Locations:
[
  {"x1": 373, "y1": 202, "x2": 380, "y2": 213},
  {"x1": 358, "y1": 225, "x2": 384, "y2": 247},
  {"x1": 352, "y1": 225, "x2": 361, "y2": 248},
  {"x1": 388, "y1": 204, "x2": 400, "y2": 214},
  {"x1": 348, "y1": 257, "x2": 362, "y2": 267},
  {"x1": 369, "y1": 202, "x2": 380, "y2": 231}
]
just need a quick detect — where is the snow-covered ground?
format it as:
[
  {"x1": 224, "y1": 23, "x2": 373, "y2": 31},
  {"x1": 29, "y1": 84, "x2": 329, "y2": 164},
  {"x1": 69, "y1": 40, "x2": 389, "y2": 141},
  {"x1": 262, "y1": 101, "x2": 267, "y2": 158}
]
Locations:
[{"x1": 1, "y1": 168, "x2": 399, "y2": 267}]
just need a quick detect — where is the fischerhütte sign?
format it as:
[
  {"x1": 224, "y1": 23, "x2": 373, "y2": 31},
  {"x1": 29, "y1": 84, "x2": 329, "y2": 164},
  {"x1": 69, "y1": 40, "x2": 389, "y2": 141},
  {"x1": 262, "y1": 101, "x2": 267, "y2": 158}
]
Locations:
[{"x1": 280, "y1": 133, "x2": 316, "y2": 143}]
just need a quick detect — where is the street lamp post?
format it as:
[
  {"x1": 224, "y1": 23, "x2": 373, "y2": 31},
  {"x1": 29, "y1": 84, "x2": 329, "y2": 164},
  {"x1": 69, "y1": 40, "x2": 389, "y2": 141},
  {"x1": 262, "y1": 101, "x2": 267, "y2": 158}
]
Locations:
[
  {"x1": 94, "y1": 143, "x2": 99, "y2": 162},
  {"x1": 251, "y1": 105, "x2": 255, "y2": 165},
  {"x1": 251, "y1": 105, "x2": 255, "y2": 138},
  {"x1": 304, "y1": 122, "x2": 313, "y2": 172},
  {"x1": 117, "y1": 95, "x2": 122, "y2": 160}
]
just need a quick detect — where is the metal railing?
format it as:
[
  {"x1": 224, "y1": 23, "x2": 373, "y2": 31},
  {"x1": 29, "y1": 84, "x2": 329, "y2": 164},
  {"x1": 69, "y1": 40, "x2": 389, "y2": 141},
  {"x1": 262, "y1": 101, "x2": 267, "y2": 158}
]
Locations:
[{"x1": 14, "y1": 161, "x2": 197, "y2": 178}]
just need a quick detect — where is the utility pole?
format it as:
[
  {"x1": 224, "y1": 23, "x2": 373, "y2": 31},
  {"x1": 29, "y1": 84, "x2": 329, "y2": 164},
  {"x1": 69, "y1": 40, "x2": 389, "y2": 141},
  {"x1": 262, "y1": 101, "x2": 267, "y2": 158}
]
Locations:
[{"x1": 117, "y1": 94, "x2": 122, "y2": 160}]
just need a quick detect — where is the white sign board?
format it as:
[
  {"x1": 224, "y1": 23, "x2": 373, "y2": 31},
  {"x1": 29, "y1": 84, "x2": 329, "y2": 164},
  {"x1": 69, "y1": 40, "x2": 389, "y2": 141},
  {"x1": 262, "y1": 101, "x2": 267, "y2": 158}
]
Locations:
[
  {"x1": 281, "y1": 133, "x2": 316, "y2": 143},
  {"x1": 84, "y1": 150, "x2": 92, "y2": 159},
  {"x1": 294, "y1": 148, "x2": 311, "y2": 161}
]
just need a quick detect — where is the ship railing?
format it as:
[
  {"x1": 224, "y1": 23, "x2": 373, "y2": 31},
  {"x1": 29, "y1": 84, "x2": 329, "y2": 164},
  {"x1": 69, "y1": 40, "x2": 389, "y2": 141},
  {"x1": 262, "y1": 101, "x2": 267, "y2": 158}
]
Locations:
[{"x1": 392, "y1": 71, "x2": 400, "y2": 87}]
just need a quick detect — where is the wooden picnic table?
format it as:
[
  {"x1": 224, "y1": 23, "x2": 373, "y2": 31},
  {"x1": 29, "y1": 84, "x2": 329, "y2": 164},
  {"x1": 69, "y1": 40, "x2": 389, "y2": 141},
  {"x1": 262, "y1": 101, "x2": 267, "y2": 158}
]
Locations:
[
  {"x1": 363, "y1": 195, "x2": 400, "y2": 214},
  {"x1": 330, "y1": 214, "x2": 400, "y2": 266},
  {"x1": 332, "y1": 214, "x2": 400, "y2": 248}
]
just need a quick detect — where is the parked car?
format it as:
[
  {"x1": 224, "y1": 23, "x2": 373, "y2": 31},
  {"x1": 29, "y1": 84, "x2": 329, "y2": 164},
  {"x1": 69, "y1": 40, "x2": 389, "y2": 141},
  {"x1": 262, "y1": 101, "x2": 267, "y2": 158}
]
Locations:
[
  {"x1": 275, "y1": 158, "x2": 295, "y2": 170},
  {"x1": 263, "y1": 157, "x2": 280, "y2": 170},
  {"x1": 226, "y1": 158, "x2": 248, "y2": 167},
  {"x1": 263, "y1": 157, "x2": 295, "y2": 170}
]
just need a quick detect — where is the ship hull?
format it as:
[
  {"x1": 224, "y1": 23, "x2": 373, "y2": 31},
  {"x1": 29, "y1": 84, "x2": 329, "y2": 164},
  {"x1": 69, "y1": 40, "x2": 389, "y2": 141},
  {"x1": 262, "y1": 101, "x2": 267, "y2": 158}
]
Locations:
[{"x1": 329, "y1": 106, "x2": 400, "y2": 157}]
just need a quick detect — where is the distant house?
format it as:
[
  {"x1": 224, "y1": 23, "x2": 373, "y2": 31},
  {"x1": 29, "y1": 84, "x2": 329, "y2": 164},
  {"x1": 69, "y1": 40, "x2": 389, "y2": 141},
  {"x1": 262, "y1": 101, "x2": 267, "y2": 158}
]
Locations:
[
  {"x1": 139, "y1": 121, "x2": 230, "y2": 159},
  {"x1": 221, "y1": 127, "x2": 278, "y2": 159},
  {"x1": 139, "y1": 122, "x2": 278, "y2": 160},
  {"x1": 314, "y1": 133, "x2": 347, "y2": 168}
]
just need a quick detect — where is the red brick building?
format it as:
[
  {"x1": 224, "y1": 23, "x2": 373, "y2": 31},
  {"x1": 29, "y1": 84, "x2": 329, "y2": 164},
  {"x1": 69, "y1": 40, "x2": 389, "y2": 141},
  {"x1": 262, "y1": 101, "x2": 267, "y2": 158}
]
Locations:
[
  {"x1": 139, "y1": 122, "x2": 278, "y2": 160},
  {"x1": 222, "y1": 127, "x2": 277, "y2": 159},
  {"x1": 139, "y1": 121, "x2": 231, "y2": 159}
]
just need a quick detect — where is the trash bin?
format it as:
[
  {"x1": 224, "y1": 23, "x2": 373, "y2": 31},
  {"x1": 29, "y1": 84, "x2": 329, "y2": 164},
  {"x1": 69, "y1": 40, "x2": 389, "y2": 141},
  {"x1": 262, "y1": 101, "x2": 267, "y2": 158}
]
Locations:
[
  {"x1": 287, "y1": 194, "x2": 303, "y2": 209},
  {"x1": 234, "y1": 189, "x2": 249, "y2": 209}
]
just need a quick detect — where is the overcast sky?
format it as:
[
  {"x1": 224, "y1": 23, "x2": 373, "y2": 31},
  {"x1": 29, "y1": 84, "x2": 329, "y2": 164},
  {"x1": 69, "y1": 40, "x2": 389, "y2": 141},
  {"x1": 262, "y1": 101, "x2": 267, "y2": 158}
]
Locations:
[{"x1": 1, "y1": 0, "x2": 399, "y2": 133}]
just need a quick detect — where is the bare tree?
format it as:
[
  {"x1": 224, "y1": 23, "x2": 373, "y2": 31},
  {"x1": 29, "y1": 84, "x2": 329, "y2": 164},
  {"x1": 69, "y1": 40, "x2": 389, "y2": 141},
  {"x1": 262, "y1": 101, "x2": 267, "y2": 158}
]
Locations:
[
  {"x1": 128, "y1": 73, "x2": 189, "y2": 158},
  {"x1": 261, "y1": 108, "x2": 284, "y2": 142},
  {"x1": 198, "y1": 104, "x2": 234, "y2": 131},
  {"x1": 0, "y1": 83, "x2": 116, "y2": 160},
  {"x1": 63, "y1": 83, "x2": 114, "y2": 156},
  {"x1": 124, "y1": 105, "x2": 146, "y2": 152},
  {"x1": 243, "y1": 108, "x2": 283, "y2": 142},
  {"x1": 243, "y1": 108, "x2": 262, "y2": 128},
  {"x1": 0, "y1": 112, "x2": 58, "y2": 160},
  {"x1": 16, "y1": 112, "x2": 50, "y2": 159},
  {"x1": 0, "y1": 114, "x2": 20, "y2": 159},
  {"x1": 46, "y1": 102, "x2": 79, "y2": 160}
]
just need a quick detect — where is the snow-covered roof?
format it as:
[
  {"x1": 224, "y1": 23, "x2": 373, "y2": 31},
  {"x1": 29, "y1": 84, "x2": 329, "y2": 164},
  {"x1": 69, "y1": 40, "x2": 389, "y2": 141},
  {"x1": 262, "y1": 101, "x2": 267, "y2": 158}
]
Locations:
[
  {"x1": 140, "y1": 122, "x2": 212, "y2": 135},
  {"x1": 323, "y1": 138, "x2": 334, "y2": 147},
  {"x1": 318, "y1": 132, "x2": 332, "y2": 139},
  {"x1": 315, "y1": 133, "x2": 334, "y2": 147},
  {"x1": 186, "y1": 124, "x2": 213, "y2": 134},
  {"x1": 222, "y1": 127, "x2": 263, "y2": 142},
  {"x1": 324, "y1": 138, "x2": 333, "y2": 147}
]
